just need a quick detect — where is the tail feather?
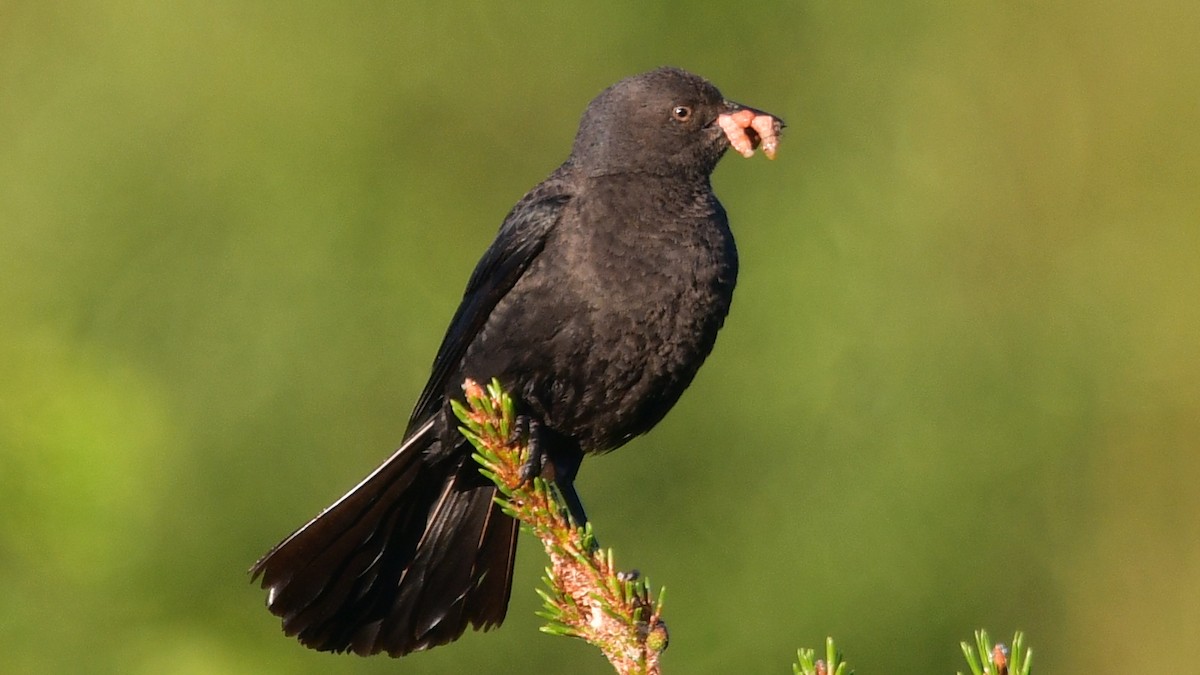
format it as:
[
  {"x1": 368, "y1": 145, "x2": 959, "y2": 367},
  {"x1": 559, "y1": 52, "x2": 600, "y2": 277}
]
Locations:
[
  {"x1": 463, "y1": 487, "x2": 520, "y2": 624},
  {"x1": 380, "y1": 462, "x2": 513, "y2": 652},
  {"x1": 251, "y1": 418, "x2": 519, "y2": 656}
]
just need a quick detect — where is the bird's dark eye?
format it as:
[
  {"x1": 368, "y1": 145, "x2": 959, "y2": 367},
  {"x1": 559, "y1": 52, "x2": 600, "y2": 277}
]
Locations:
[{"x1": 671, "y1": 105, "x2": 693, "y2": 121}]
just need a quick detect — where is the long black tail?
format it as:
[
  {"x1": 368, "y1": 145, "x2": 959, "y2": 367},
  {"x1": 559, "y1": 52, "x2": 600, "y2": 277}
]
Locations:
[{"x1": 250, "y1": 418, "x2": 519, "y2": 656}]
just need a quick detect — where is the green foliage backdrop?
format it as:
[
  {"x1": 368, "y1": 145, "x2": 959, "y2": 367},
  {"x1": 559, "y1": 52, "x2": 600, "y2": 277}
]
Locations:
[{"x1": 2, "y1": 2, "x2": 1197, "y2": 673}]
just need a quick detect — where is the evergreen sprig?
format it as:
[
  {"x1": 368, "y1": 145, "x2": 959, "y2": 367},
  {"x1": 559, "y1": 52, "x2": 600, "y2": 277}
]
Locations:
[
  {"x1": 959, "y1": 630, "x2": 1032, "y2": 675},
  {"x1": 793, "y1": 636, "x2": 853, "y2": 675},
  {"x1": 453, "y1": 378, "x2": 668, "y2": 675}
]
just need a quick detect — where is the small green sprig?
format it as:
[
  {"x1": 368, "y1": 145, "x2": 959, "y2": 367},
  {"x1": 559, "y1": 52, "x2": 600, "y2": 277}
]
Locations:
[
  {"x1": 793, "y1": 637, "x2": 852, "y2": 675},
  {"x1": 959, "y1": 630, "x2": 1032, "y2": 675},
  {"x1": 454, "y1": 378, "x2": 667, "y2": 675}
]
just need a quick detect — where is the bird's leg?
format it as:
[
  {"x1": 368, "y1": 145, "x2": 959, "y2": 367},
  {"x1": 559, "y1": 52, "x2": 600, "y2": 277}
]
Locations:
[
  {"x1": 514, "y1": 417, "x2": 591, "y2": 532},
  {"x1": 549, "y1": 442, "x2": 590, "y2": 531},
  {"x1": 555, "y1": 477, "x2": 590, "y2": 532}
]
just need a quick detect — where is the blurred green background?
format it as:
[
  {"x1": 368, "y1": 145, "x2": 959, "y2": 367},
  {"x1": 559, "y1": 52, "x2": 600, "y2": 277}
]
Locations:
[{"x1": 2, "y1": 1, "x2": 1197, "y2": 673}]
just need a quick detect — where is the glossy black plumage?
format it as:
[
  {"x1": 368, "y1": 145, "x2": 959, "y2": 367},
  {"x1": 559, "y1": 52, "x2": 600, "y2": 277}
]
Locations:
[{"x1": 252, "y1": 66, "x2": 777, "y2": 657}]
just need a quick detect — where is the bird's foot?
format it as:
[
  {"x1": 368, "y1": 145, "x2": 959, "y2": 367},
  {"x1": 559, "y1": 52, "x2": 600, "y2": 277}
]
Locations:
[{"x1": 516, "y1": 415, "x2": 549, "y2": 484}]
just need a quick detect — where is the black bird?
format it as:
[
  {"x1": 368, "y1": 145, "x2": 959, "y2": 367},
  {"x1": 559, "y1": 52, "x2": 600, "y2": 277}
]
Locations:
[{"x1": 251, "y1": 66, "x2": 782, "y2": 657}]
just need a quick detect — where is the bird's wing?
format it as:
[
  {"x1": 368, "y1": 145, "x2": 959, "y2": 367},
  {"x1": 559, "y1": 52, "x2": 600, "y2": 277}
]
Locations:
[{"x1": 406, "y1": 188, "x2": 572, "y2": 432}]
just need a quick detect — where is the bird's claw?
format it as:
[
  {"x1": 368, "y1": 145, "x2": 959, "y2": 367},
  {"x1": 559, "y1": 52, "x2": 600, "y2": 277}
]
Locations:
[{"x1": 516, "y1": 415, "x2": 548, "y2": 484}]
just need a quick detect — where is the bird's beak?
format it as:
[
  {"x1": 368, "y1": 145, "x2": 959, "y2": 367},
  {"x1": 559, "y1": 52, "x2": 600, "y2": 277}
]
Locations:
[{"x1": 717, "y1": 101, "x2": 785, "y2": 160}]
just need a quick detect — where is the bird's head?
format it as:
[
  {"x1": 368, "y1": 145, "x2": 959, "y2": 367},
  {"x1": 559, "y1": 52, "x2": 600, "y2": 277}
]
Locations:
[{"x1": 569, "y1": 67, "x2": 784, "y2": 178}]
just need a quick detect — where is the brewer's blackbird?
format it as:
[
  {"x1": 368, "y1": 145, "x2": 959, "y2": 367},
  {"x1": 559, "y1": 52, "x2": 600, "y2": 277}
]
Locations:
[{"x1": 252, "y1": 66, "x2": 782, "y2": 657}]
